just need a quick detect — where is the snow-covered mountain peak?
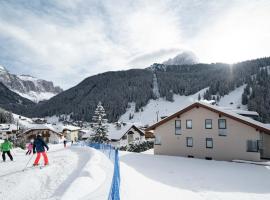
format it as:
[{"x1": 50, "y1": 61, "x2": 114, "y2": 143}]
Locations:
[
  {"x1": 163, "y1": 51, "x2": 198, "y2": 65},
  {"x1": 0, "y1": 65, "x2": 7, "y2": 73},
  {"x1": 0, "y1": 65, "x2": 63, "y2": 103},
  {"x1": 19, "y1": 74, "x2": 39, "y2": 81}
]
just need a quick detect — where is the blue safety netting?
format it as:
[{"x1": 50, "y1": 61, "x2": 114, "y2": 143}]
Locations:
[{"x1": 87, "y1": 143, "x2": 120, "y2": 200}]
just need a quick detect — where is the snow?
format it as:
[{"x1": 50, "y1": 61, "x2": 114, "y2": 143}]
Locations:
[
  {"x1": 152, "y1": 73, "x2": 160, "y2": 98},
  {"x1": 18, "y1": 75, "x2": 39, "y2": 82},
  {"x1": 0, "y1": 144, "x2": 113, "y2": 200},
  {"x1": 120, "y1": 88, "x2": 208, "y2": 126},
  {"x1": 233, "y1": 160, "x2": 270, "y2": 166},
  {"x1": 0, "y1": 64, "x2": 7, "y2": 73},
  {"x1": 12, "y1": 113, "x2": 34, "y2": 128},
  {"x1": 218, "y1": 84, "x2": 246, "y2": 109},
  {"x1": 120, "y1": 151, "x2": 270, "y2": 200},
  {"x1": 13, "y1": 90, "x2": 57, "y2": 103},
  {"x1": 120, "y1": 85, "x2": 248, "y2": 126}
]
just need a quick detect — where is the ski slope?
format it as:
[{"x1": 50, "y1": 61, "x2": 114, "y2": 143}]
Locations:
[
  {"x1": 0, "y1": 144, "x2": 113, "y2": 200},
  {"x1": 120, "y1": 85, "x2": 246, "y2": 126},
  {"x1": 120, "y1": 151, "x2": 270, "y2": 200}
]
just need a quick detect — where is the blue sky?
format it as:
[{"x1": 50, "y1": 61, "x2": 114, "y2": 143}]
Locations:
[{"x1": 0, "y1": 0, "x2": 270, "y2": 89}]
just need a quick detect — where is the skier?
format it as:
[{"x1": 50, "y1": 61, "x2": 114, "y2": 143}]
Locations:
[
  {"x1": 26, "y1": 142, "x2": 33, "y2": 155},
  {"x1": 33, "y1": 134, "x2": 49, "y2": 166},
  {"x1": 63, "y1": 139, "x2": 67, "y2": 148},
  {"x1": 0, "y1": 138, "x2": 13, "y2": 162}
]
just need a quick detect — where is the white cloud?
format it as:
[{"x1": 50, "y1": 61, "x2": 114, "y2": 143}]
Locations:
[
  {"x1": 0, "y1": 0, "x2": 269, "y2": 89},
  {"x1": 190, "y1": 0, "x2": 270, "y2": 63}
]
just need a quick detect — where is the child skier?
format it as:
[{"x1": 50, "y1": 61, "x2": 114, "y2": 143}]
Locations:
[
  {"x1": 26, "y1": 142, "x2": 33, "y2": 155},
  {"x1": 0, "y1": 138, "x2": 13, "y2": 162},
  {"x1": 33, "y1": 134, "x2": 49, "y2": 166}
]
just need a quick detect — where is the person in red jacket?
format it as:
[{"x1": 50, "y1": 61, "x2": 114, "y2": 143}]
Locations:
[{"x1": 33, "y1": 135, "x2": 49, "y2": 166}]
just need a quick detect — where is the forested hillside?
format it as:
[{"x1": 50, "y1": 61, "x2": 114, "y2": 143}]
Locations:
[
  {"x1": 242, "y1": 66, "x2": 270, "y2": 122},
  {"x1": 0, "y1": 82, "x2": 35, "y2": 114},
  {"x1": 153, "y1": 57, "x2": 270, "y2": 122},
  {"x1": 26, "y1": 69, "x2": 154, "y2": 122},
  {"x1": 155, "y1": 57, "x2": 270, "y2": 101},
  {"x1": 2, "y1": 57, "x2": 270, "y2": 123}
]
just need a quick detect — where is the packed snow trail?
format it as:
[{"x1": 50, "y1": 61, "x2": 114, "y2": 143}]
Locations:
[
  {"x1": 0, "y1": 144, "x2": 113, "y2": 200},
  {"x1": 152, "y1": 72, "x2": 160, "y2": 98}
]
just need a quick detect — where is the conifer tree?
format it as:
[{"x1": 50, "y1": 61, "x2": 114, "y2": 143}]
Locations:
[{"x1": 90, "y1": 102, "x2": 109, "y2": 143}]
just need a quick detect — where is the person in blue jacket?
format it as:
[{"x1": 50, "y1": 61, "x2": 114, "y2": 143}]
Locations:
[{"x1": 33, "y1": 134, "x2": 49, "y2": 166}]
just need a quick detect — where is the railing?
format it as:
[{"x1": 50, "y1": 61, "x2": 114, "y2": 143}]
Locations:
[{"x1": 87, "y1": 143, "x2": 120, "y2": 200}]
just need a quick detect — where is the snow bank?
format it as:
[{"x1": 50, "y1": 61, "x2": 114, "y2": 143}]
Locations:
[{"x1": 61, "y1": 147, "x2": 113, "y2": 200}]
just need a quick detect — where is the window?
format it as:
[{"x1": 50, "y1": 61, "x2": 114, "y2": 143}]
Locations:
[
  {"x1": 218, "y1": 119, "x2": 226, "y2": 129},
  {"x1": 247, "y1": 140, "x2": 259, "y2": 152},
  {"x1": 186, "y1": 137, "x2": 193, "y2": 147},
  {"x1": 206, "y1": 138, "x2": 213, "y2": 148},
  {"x1": 188, "y1": 155, "x2": 194, "y2": 158},
  {"x1": 155, "y1": 135, "x2": 162, "y2": 145},
  {"x1": 205, "y1": 119, "x2": 212, "y2": 129},
  {"x1": 205, "y1": 157, "x2": 212, "y2": 160},
  {"x1": 175, "y1": 120, "x2": 181, "y2": 135},
  {"x1": 186, "y1": 120, "x2": 192, "y2": 129}
]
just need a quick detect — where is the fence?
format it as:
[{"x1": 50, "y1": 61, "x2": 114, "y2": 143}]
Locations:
[{"x1": 87, "y1": 143, "x2": 120, "y2": 200}]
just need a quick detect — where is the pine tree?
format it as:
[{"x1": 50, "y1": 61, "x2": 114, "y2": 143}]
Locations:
[
  {"x1": 198, "y1": 93, "x2": 201, "y2": 101},
  {"x1": 90, "y1": 102, "x2": 109, "y2": 143}
]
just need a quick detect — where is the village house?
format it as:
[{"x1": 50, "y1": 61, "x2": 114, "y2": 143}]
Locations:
[
  {"x1": 78, "y1": 129, "x2": 93, "y2": 140},
  {"x1": 21, "y1": 124, "x2": 63, "y2": 144},
  {"x1": 145, "y1": 102, "x2": 270, "y2": 162},
  {"x1": 0, "y1": 124, "x2": 18, "y2": 140},
  {"x1": 61, "y1": 125, "x2": 80, "y2": 142},
  {"x1": 110, "y1": 125, "x2": 145, "y2": 148}
]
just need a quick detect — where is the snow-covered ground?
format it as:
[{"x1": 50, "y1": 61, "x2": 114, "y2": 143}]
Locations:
[
  {"x1": 120, "y1": 88, "x2": 208, "y2": 126},
  {"x1": 218, "y1": 84, "x2": 246, "y2": 109},
  {"x1": 120, "y1": 85, "x2": 246, "y2": 126},
  {"x1": 13, "y1": 90, "x2": 57, "y2": 103},
  {"x1": 120, "y1": 151, "x2": 270, "y2": 200},
  {"x1": 0, "y1": 144, "x2": 113, "y2": 200}
]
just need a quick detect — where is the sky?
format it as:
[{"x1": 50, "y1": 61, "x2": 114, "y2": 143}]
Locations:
[{"x1": 0, "y1": 0, "x2": 270, "y2": 89}]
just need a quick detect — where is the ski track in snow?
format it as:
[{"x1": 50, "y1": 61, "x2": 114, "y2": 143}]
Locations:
[{"x1": 0, "y1": 144, "x2": 113, "y2": 200}]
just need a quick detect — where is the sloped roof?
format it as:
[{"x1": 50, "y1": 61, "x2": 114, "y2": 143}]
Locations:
[
  {"x1": 108, "y1": 123, "x2": 144, "y2": 140},
  {"x1": 23, "y1": 124, "x2": 62, "y2": 136},
  {"x1": 0, "y1": 124, "x2": 17, "y2": 132},
  {"x1": 62, "y1": 125, "x2": 81, "y2": 131},
  {"x1": 145, "y1": 102, "x2": 270, "y2": 134}
]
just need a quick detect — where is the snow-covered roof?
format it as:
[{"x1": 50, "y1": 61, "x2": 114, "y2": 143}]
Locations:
[
  {"x1": 146, "y1": 102, "x2": 270, "y2": 134},
  {"x1": 108, "y1": 123, "x2": 144, "y2": 140},
  {"x1": 221, "y1": 107, "x2": 259, "y2": 116},
  {"x1": 62, "y1": 125, "x2": 81, "y2": 131},
  {"x1": 23, "y1": 124, "x2": 62, "y2": 135},
  {"x1": 81, "y1": 131, "x2": 94, "y2": 139},
  {"x1": 0, "y1": 124, "x2": 17, "y2": 132}
]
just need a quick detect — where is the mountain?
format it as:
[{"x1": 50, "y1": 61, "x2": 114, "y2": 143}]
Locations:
[
  {"x1": 162, "y1": 51, "x2": 198, "y2": 65},
  {"x1": 0, "y1": 82, "x2": 35, "y2": 114},
  {"x1": 19, "y1": 57, "x2": 270, "y2": 124},
  {"x1": 25, "y1": 69, "x2": 154, "y2": 122},
  {"x1": 0, "y1": 65, "x2": 63, "y2": 102}
]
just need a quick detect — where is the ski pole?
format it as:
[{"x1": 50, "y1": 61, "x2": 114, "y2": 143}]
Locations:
[{"x1": 22, "y1": 154, "x2": 34, "y2": 171}]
